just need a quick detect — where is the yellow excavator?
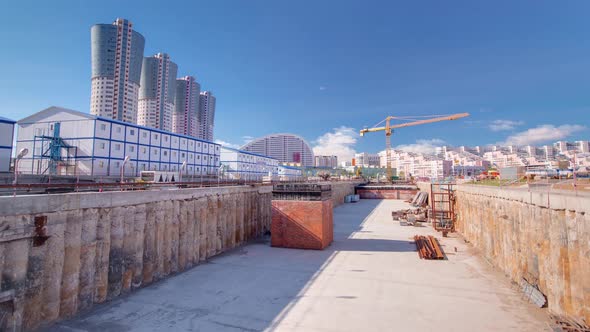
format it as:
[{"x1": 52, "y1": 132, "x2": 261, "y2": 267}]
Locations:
[{"x1": 360, "y1": 113, "x2": 470, "y2": 181}]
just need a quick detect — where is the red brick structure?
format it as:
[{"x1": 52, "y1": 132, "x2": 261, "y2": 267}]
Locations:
[
  {"x1": 356, "y1": 188, "x2": 417, "y2": 200},
  {"x1": 270, "y1": 183, "x2": 334, "y2": 250},
  {"x1": 271, "y1": 199, "x2": 333, "y2": 250}
]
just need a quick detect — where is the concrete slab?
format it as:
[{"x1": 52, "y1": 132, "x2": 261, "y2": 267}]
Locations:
[{"x1": 44, "y1": 199, "x2": 550, "y2": 332}]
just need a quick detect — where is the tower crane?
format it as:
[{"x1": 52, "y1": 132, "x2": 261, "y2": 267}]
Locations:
[{"x1": 359, "y1": 113, "x2": 470, "y2": 181}]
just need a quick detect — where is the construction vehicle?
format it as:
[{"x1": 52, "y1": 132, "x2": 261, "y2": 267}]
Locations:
[{"x1": 360, "y1": 113, "x2": 470, "y2": 182}]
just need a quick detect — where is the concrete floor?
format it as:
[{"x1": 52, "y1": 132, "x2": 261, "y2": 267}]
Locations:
[{"x1": 46, "y1": 199, "x2": 550, "y2": 332}]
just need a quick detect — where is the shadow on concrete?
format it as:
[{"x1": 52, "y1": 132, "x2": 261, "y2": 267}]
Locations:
[{"x1": 45, "y1": 199, "x2": 408, "y2": 332}]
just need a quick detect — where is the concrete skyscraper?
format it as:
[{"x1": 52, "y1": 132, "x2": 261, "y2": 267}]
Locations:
[
  {"x1": 172, "y1": 76, "x2": 200, "y2": 137},
  {"x1": 137, "y1": 53, "x2": 178, "y2": 131},
  {"x1": 198, "y1": 91, "x2": 216, "y2": 141},
  {"x1": 90, "y1": 18, "x2": 145, "y2": 123}
]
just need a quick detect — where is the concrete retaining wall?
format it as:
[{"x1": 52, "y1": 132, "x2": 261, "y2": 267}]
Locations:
[
  {"x1": 329, "y1": 181, "x2": 364, "y2": 206},
  {"x1": 455, "y1": 185, "x2": 590, "y2": 322},
  {"x1": 0, "y1": 185, "x2": 272, "y2": 331},
  {"x1": 416, "y1": 182, "x2": 432, "y2": 195}
]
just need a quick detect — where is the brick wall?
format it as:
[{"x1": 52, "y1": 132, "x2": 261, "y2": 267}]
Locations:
[
  {"x1": 356, "y1": 188, "x2": 417, "y2": 200},
  {"x1": 271, "y1": 199, "x2": 333, "y2": 250}
]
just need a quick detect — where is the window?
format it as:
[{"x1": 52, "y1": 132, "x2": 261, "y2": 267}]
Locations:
[
  {"x1": 142, "y1": 132, "x2": 147, "y2": 138},
  {"x1": 181, "y1": 153, "x2": 185, "y2": 158},
  {"x1": 129, "y1": 146, "x2": 135, "y2": 152},
  {"x1": 100, "y1": 123, "x2": 107, "y2": 131},
  {"x1": 115, "y1": 161, "x2": 120, "y2": 168},
  {"x1": 154, "y1": 134, "x2": 159, "y2": 140},
  {"x1": 164, "y1": 136, "x2": 168, "y2": 142},
  {"x1": 98, "y1": 161, "x2": 104, "y2": 168},
  {"x1": 116, "y1": 127, "x2": 122, "y2": 133},
  {"x1": 163, "y1": 151, "x2": 168, "y2": 156},
  {"x1": 115, "y1": 144, "x2": 121, "y2": 151},
  {"x1": 153, "y1": 149, "x2": 157, "y2": 155},
  {"x1": 142, "y1": 147, "x2": 147, "y2": 154},
  {"x1": 100, "y1": 142, "x2": 106, "y2": 149},
  {"x1": 130, "y1": 129, "x2": 135, "y2": 135}
]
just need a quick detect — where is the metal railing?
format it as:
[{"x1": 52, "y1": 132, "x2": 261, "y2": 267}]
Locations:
[{"x1": 0, "y1": 178, "x2": 363, "y2": 196}]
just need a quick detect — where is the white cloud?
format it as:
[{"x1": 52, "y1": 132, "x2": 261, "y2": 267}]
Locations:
[
  {"x1": 501, "y1": 124, "x2": 586, "y2": 146},
  {"x1": 394, "y1": 138, "x2": 446, "y2": 155},
  {"x1": 313, "y1": 126, "x2": 357, "y2": 163},
  {"x1": 489, "y1": 119, "x2": 524, "y2": 131},
  {"x1": 214, "y1": 139, "x2": 241, "y2": 149},
  {"x1": 319, "y1": 86, "x2": 327, "y2": 91},
  {"x1": 242, "y1": 135, "x2": 254, "y2": 144}
]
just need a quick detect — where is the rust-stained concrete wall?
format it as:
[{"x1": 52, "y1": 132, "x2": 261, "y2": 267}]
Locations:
[
  {"x1": 455, "y1": 185, "x2": 590, "y2": 322},
  {"x1": 0, "y1": 185, "x2": 272, "y2": 331}
]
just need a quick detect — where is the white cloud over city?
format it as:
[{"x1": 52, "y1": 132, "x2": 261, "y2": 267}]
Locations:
[
  {"x1": 213, "y1": 139, "x2": 241, "y2": 149},
  {"x1": 489, "y1": 119, "x2": 524, "y2": 131},
  {"x1": 501, "y1": 124, "x2": 586, "y2": 146},
  {"x1": 313, "y1": 126, "x2": 358, "y2": 163},
  {"x1": 393, "y1": 138, "x2": 446, "y2": 155}
]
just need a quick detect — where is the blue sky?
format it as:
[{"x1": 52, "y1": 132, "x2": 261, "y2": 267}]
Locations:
[{"x1": 1, "y1": 1, "x2": 589, "y2": 160}]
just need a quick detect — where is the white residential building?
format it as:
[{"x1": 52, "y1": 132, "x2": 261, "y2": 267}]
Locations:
[
  {"x1": 0, "y1": 117, "x2": 16, "y2": 172},
  {"x1": 242, "y1": 133, "x2": 314, "y2": 167},
  {"x1": 576, "y1": 140, "x2": 589, "y2": 153},
  {"x1": 137, "y1": 53, "x2": 178, "y2": 132},
  {"x1": 220, "y1": 146, "x2": 278, "y2": 181},
  {"x1": 378, "y1": 149, "x2": 451, "y2": 180},
  {"x1": 90, "y1": 18, "x2": 145, "y2": 124},
  {"x1": 15, "y1": 107, "x2": 220, "y2": 177},
  {"x1": 198, "y1": 91, "x2": 216, "y2": 141},
  {"x1": 482, "y1": 151, "x2": 526, "y2": 168},
  {"x1": 314, "y1": 155, "x2": 338, "y2": 168},
  {"x1": 354, "y1": 152, "x2": 380, "y2": 167}
]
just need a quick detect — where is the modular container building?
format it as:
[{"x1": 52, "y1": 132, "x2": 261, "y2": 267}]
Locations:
[
  {"x1": 220, "y1": 146, "x2": 279, "y2": 181},
  {"x1": 0, "y1": 116, "x2": 16, "y2": 172},
  {"x1": 15, "y1": 106, "x2": 221, "y2": 177}
]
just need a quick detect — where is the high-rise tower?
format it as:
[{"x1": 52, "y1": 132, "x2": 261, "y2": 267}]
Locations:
[
  {"x1": 173, "y1": 76, "x2": 200, "y2": 137},
  {"x1": 90, "y1": 18, "x2": 145, "y2": 123},
  {"x1": 137, "y1": 53, "x2": 178, "y2": 131},
  {"x1": 198, "y1": 91, "x2": 216, "y2": 141}
]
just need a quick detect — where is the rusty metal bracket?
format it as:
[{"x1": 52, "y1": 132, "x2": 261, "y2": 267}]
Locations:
[{"x1": 33, "y1": 215, "x2": 49, "y2": 247}]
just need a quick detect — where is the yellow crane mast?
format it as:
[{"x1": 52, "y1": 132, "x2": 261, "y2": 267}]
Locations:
[{"x1": 359, "y1": 112, "x2": 470, "y2": 181}]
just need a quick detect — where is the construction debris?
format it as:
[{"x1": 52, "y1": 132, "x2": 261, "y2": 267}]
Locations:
[
  {"x1": 407, "y1": 191, "x2": 428, "y2": 207},
  {"x1": 520, "y1": 276, "x2": 546, "y2": 308},
  {"x1": 549, "y1": 313, "x2": 590, "y2": 332},
  {"x1": 414, "y1": 235, "x2": 445, "y2": 259},
  {"x1": 393, "y1": 208, "x2": 427, "y2": 226}
]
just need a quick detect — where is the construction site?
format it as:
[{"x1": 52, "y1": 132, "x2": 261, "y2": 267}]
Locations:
[
  {"x1": 0, "y1": 111, "x2": 587, "y2": 331},
  {"x1": 0, "y1": 168, "x2": 587, "y2": 331}
]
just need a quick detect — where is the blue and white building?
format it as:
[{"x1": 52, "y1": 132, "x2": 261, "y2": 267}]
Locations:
[
  {"x1": 0, "y1": 116, "x2": 16, "y2": 172},
  {"x1": 220, "y1": 146, "x2": 279, "y2": 181},
  {"x1": 15, "y1": 106, "x2": 220, "y2": 177},
  {"x1": 278, "y1": 165, "x2": 303, "y2": 180}
]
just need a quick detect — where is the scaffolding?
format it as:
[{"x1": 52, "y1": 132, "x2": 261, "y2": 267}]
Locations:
[
  {"x1": 33, "y1": 122, "x2": 78, "y2": 176},
  {"x1": 430, "y1": 182, "x2": 456, "y2": 236}
]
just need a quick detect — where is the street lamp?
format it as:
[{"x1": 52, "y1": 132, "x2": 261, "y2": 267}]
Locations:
[
  {"x1": 120, "y1": 156, "x2": 130, "y2": 185},
  {"x1": 218, "y1": 164, "x2": 225, "y2": 186},
  {"x1": 180, "y1": 160, "x2": 187, "y2": 182},
  {"x1": 13, "y1": 148, "x2": 29, "y2": 185}
]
